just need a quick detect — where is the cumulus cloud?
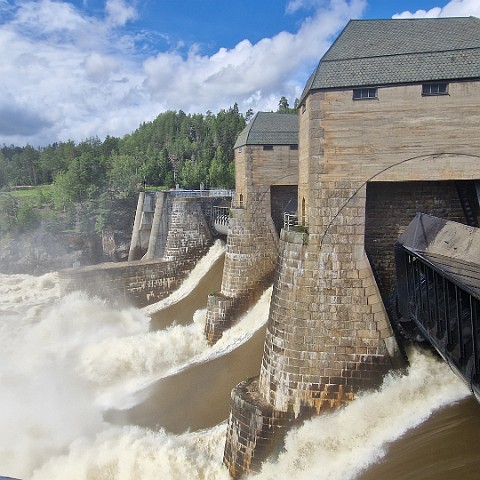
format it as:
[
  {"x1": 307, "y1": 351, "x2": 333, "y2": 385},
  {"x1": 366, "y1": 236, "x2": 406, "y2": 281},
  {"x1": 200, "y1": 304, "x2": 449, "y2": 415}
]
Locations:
[
  {"x1": 143, "y1": 0, "x2": 366, "y2": 112},
  {"x1": 0, "y1": 0, "x2": 366, "y2": 146},
  {"x1": 393, "y1": 0, "x2": 480, "y2": 18}
]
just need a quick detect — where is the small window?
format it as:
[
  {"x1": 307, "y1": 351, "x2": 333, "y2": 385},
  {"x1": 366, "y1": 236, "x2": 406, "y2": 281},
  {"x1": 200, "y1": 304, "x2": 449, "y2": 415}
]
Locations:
[
  {"x1": 353, "y1": 88, "x2": 377, "y2": 100},
  {"x1": 263, "y1": 145, "x2": 273, "y2": 151},
  {"x1": 422, "y1": 83, "x2": 448, "y2": 96},
  {"x1": 290, "y1": 145, "x2": 298, "y2": 150},
  {"x1": 238, "y1": 147, "x2": 242, "y2": 153}
]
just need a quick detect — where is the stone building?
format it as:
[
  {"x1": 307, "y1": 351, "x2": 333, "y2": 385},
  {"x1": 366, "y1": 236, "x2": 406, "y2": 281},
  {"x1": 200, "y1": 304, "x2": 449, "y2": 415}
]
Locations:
[
  {"x1": 205, "y1": 112, "x2": 298, "y2": 343},
  {"x1": 224, "y1": 17, "x2": 480, "y2": 478}
]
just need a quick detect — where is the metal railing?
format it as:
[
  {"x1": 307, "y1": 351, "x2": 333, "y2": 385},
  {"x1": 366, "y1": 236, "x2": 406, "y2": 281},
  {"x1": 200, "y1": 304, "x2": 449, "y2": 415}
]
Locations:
[
  {"x1": 283, "y1": 212, "x2": 298, "y2": 230},
  {"x1": 395, "y1": 244, "x2": 480, "y2": 399},
  {"x1": 170, "y1": 189, "x2": 235, "y2": 198}
]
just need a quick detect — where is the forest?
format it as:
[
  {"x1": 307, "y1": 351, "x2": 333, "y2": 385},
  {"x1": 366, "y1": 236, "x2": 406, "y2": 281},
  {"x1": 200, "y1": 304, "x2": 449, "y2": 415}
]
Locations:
[{"x1": 0, "y1": 98, "x2": 297, "y2": 236}]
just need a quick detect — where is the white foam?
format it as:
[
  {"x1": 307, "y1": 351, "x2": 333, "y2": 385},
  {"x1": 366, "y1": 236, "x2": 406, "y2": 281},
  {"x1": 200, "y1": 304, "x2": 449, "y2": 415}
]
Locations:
[
  {"x1": 254, "y1": 346, "x2": 470, "y2": 480},
  {"x1": 30, "y1": 423, "x2": 231, "y2": 480},
  {"x1": 142, "y1": 240, "x2": 225, "y2": 315},
  {"x1": 1, "y1": 266, "x2": 470, "y2": 480},
  {"x1": 0, "y1": 268, "x2": 270, "y2": 478},
  {"x1": 82, "y1": 288, "x2": 272, "y2": 409}
]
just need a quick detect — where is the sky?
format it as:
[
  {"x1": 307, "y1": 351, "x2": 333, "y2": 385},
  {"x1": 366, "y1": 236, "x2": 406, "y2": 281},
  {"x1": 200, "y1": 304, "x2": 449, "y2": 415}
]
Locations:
[{"x1": 0, "y1": 0, "x2": 479, "y2": 147}]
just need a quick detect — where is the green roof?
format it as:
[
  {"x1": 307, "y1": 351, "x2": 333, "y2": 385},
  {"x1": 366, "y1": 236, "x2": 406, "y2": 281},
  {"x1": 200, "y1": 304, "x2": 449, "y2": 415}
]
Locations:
[
  {"x1": 303, "y1": 17, "x2": 480, "y2": 97},
  {"x1": 234, "y1": 112, "x2": 298, "y2": 148}
]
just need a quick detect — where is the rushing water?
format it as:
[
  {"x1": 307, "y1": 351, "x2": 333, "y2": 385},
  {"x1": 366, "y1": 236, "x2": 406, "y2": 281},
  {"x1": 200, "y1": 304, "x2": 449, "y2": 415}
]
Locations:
[{"x1": 0, "y1": 241, "x2": 478, "y2": 480}]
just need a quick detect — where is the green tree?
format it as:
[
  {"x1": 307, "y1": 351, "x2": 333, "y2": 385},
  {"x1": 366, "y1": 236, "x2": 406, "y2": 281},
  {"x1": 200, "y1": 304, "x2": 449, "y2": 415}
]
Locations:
[
  {"x1": 277, "y1": 96, "x2": 298, "y2": 114},
  {"x1": 108, "y1": 152, "x2": 143, "y2": 195}
]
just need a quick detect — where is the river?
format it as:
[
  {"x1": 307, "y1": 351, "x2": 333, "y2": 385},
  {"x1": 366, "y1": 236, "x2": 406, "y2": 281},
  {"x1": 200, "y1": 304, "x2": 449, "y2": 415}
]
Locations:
[{"x1": 0, "y1": 240, "x2": 478, "y2": 480}]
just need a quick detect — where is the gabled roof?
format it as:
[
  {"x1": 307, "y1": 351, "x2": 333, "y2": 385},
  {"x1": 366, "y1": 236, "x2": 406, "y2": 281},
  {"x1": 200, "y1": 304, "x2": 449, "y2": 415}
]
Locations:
[
  {"x1": 302, "y1": 17, "x2": 480, "y2": 98},
  {"x1": 234, "y1": 112, "x2": 298, "y2": 149}
]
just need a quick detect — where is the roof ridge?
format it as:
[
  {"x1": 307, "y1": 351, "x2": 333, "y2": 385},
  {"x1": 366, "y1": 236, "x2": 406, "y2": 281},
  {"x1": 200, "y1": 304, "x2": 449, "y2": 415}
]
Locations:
[{"x1": 322, "y1": 46, "x2": 480, "y2": 63}]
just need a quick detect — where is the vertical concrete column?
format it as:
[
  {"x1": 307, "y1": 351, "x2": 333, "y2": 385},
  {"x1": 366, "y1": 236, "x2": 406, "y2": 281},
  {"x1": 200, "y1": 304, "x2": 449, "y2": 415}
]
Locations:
[
  {"x1": 145, "y1": 190, "x2": 168, "y2": 260},
  {"x1": 128, "y1": 191, "x2": 145, "y2": 261}
]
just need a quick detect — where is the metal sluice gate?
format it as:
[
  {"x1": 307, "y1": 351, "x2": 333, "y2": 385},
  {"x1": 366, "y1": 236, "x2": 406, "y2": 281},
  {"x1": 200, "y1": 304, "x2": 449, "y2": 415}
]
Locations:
[{"x1": 395, "y1": 213, "x2": 480, "y2": 401}]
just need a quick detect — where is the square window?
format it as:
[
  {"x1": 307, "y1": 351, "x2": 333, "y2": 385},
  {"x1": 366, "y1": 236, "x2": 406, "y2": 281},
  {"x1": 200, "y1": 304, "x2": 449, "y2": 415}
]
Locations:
[
  {"x1": 422, "y1": 83, "x2": 448, "y2": 95},
  {"x1": 263, "y1": 145, "x2": 273, "y2": 151},
  {"x1": 353, "y1": 87, "x2": 378, "y2": 100}
]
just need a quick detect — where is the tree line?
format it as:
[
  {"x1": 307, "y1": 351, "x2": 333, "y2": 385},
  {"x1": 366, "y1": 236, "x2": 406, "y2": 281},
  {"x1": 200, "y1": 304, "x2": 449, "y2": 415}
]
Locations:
[{"x1": 0, "y1": 98, "x2": 297, "y2": 234}]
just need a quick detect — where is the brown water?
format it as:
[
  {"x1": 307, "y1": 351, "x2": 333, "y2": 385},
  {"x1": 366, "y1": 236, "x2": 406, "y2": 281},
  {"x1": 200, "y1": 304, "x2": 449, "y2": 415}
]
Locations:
[
  {"x1": 358, "y1": 397, "x2": 480, "y2": 480},
  {"x1": 1, "y1": 244, "x2": 479, "y2": 479},
  {"x1": 109, "y1": 326, "x2": 267, "y2": 433}
]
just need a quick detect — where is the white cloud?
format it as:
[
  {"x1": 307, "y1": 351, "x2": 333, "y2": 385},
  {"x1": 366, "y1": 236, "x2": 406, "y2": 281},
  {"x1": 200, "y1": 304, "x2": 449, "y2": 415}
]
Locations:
[
  {"x1": 393, "y1": 0, "x2": 480, "y2": 18},
  {"x1": 105, "y1": 0, "x2": 137, "y2": 27},
  {"x1": 0, "y1": 0, "x2": 366, "y2": 146},
  {"x1": 143, "y1": 0, "x2": 367, "y2": 113}
]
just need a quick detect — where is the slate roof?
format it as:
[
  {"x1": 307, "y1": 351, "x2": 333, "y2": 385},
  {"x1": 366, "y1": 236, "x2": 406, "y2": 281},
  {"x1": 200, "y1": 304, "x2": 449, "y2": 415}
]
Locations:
[
  {"x1": 234, "y1": 112, "x2": 298, "y2": 148},
  {"x1": 302, "y1": 17, "x2": 480, "y2": 98}
]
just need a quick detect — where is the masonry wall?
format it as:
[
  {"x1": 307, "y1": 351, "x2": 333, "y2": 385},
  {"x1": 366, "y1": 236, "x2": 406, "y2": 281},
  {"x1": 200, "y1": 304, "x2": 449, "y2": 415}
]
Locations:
[
  {"x1": 205, "y1": 190, "x2": 278, "y2": 344},
  {"x1": 59, "y1": 257, "x2": 193, "y2": 307},
  {"x1": 163, "y1": 197, "x2": 212, "y2": 261},
  {"x1": 224, "y1": 81, "x2": 480, "y2": 477},
  {"x1": 205, "y1": 144, "x2": 298, "y2": 344},
  {"x1": 61, "y1": 196, "x2": 214, "y2": 307},
  {"x1": 235, "y1": 144, "x2": 298, "y2": 205},
  {"x1": 364, "y1": 181, "x2": 467, "y2": 303}
]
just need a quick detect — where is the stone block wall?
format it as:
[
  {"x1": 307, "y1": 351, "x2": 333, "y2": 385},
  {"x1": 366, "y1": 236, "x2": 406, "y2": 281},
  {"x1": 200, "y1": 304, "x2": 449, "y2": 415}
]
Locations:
[
  {"x1": 224, "y1": 76, "x2": 480, "y2": 480},
  {"x1": 61, "y1": 196, "x2": 214, "y2": 307},
  {"x1": 204, "y1": 292, "x2": 236, "y2": 344},
  {"x1": 364, "y1": 180, "x2": 467, "y2": 303},
  {"x1": 223, "y1": 378, "x2": 295, "y2": 479},
  {"x1": 163, "y1": 197, "x2": 212, "y2": 261},
  {"x1": 59, "y1": 257, "x2": 194, "y2": 307},
  {"x1": 258, "y1": 224, "x2": 400, "y2": 417},
  {"x1": 223, "y1": 182, "x2": 403, "y2": 478},
  {"x1": 205, "y1": 189, "x2": 279, "y2": 344}
]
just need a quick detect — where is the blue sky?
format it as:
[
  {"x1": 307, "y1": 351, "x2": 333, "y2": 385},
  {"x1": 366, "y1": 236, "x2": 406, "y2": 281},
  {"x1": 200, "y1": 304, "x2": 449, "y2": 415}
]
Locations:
[{"x1": 0, "y1": 0, "x2": 479, "y2": 146}]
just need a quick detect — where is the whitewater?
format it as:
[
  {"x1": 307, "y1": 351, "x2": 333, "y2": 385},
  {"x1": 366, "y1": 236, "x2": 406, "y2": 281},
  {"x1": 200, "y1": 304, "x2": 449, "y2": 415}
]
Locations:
[{"x1": 0, "y1": 241, "x2": 470, "y2": 480}]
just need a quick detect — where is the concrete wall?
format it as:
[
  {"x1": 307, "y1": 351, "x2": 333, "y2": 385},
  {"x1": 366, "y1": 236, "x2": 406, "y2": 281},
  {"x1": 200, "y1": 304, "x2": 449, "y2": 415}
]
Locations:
[{"x1": 128, "y1": 192, "x2": 156, "y2": 261}]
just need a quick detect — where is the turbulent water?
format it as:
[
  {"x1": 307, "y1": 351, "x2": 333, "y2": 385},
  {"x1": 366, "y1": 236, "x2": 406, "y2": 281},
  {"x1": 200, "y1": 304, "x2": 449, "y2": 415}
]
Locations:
[{"x1": 0, "y1": 241, "x2": 477, "y2": 480}]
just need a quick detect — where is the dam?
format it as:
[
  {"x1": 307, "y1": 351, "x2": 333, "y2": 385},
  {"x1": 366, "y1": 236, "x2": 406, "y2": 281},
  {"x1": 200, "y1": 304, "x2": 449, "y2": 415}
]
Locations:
[
  {"x1": 51, "y1": 16, "x2": 480, "y2": 479},
  {"x1": 211, "y1": 17, "x2": 480, "y2": 477}
]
